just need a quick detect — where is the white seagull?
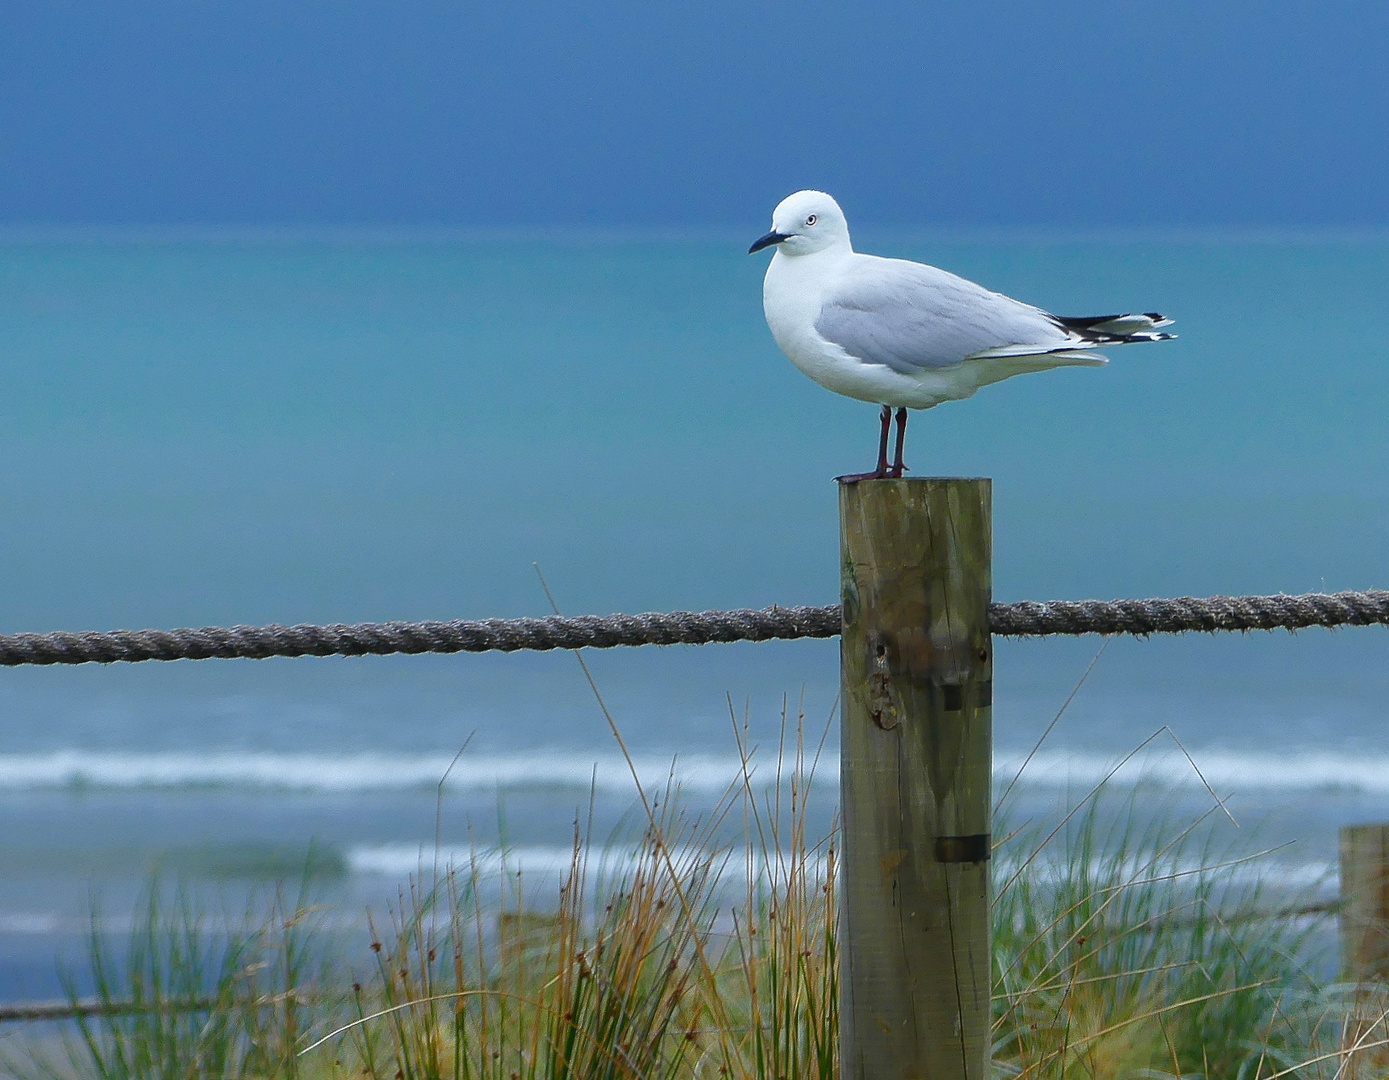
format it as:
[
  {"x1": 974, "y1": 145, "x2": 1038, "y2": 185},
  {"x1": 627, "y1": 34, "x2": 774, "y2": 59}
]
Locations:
[{"x1": 750, "y1": 190, "x2": 1174, "y2": 481}]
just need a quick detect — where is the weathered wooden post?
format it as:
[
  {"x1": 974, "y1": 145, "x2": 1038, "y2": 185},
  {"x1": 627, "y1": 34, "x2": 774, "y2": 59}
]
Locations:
[
  {"x1": 839, "y1": 477, "x2": 992, "y2": 1080},
  {"x1": 1342, "y1": 823, "x2": 1389, "y2": 983},
  {"x1": 1340, "y1": 824, "x2": 1389, "y2": 1075}
]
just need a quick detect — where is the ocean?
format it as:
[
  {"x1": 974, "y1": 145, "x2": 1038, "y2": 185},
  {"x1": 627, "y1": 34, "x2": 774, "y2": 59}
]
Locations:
[{"x1": 0, "y1": 231, "x2": 1385, "y2": 1000}]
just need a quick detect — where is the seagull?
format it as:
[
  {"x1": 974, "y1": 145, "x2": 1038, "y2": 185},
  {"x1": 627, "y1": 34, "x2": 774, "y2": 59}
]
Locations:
[{"x1": 749, "y1": 190, "x2": 1174, "y2": 481}]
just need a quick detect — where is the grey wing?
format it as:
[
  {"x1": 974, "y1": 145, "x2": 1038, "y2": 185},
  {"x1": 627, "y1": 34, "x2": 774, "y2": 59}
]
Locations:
[{"x1": 813, "y1": 257, "x2": 1076, "y2": 374}]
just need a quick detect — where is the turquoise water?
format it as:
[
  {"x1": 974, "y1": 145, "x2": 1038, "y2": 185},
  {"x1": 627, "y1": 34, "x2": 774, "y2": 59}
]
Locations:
[{"x1": 0, "y1": 233, "x2": 1385, "y2": 997}]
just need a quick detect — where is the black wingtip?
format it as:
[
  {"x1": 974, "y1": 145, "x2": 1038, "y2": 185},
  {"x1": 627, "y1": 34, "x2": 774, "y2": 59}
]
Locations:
[{"x1": 1053, "y1": 313, "x2": 1123, "y2": 331}]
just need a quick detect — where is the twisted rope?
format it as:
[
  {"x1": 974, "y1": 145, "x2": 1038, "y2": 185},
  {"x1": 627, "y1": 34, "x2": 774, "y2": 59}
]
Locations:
[
  {"x1": 988, "y1": 589, "x2": 1389, "y2": 636},
  {"x1": 0, "y1": 589, "x2": 1383, "y2": 667},
  {"x1": 0, "y1": 606, "x2": 841, "y2": 666}
]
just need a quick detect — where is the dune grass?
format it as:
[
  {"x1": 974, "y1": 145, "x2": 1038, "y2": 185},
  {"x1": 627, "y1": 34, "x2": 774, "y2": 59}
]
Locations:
[{"x1": 3, "y1": 707, "x2": 1366, "y2": 1080}]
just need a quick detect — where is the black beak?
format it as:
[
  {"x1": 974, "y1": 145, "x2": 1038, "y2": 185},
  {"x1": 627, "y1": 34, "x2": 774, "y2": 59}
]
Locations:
[{"x1": 748, "y1": 231, "x2": 790, "y2": 254}]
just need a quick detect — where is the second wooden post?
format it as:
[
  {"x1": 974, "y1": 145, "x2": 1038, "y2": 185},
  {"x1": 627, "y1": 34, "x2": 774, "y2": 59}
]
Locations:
[
  {"x1": 1342, "y1": 823, "x2": 1389, "y2": 984},
  {"x1": 839, "y1": 477, "x2": 993, "y2": 1080},
  {"x1": 1340, "y1": 823, "x2": 1389, "y2": 1077}
]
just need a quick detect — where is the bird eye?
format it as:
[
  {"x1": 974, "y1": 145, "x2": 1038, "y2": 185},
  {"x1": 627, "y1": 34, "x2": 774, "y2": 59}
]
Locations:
[{"x1": 805, "y1": 214, "x2": 818, "y2": 226}]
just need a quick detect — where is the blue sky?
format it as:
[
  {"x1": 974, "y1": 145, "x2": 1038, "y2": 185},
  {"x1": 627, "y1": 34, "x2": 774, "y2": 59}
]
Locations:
[{"x1": 1, "y1": 1, "x2": 1386, "y2": 228}]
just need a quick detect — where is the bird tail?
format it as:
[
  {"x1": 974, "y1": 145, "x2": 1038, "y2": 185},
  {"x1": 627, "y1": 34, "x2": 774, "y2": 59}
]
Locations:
[{"x1": 1052, "y1": 311, "x2": 1176, "y2": 344}]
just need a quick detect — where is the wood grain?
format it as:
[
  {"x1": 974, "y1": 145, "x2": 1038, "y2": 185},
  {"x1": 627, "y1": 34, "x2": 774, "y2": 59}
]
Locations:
[{"x1": 839, "y1": 478, "x2": 992, "y2": 1080}]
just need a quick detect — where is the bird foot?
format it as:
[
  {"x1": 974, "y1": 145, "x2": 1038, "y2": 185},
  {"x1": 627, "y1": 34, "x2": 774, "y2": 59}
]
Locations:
[
  {"x1": 834, "y1": 464, "x2": 909, "y2": 483},
  {"x1": 835, "y1": 468, "x2": 891, "y2": 484}
]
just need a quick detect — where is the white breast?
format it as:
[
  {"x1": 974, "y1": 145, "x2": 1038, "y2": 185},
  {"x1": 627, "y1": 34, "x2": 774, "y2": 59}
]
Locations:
[{"x1": 761, "y1": 251, "x2": 827, "y2": 359}]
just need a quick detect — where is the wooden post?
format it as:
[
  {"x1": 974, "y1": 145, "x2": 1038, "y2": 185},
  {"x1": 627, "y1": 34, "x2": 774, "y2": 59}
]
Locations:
[
  {"x1": 839, "y1": 478, "x2": 992, "y2": 1080},
  {"x1": 1342, "y1": 824, "x2": 1389, "y2": 983},
  {"x1": 1340, "y1": 824, "x2": 1389, "y2": 1075}
]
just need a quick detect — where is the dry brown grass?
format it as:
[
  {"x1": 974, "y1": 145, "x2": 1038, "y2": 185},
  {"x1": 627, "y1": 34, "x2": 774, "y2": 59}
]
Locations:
[{"x1": 4, "y1": 706, "x2": 1359, "y2": 1080}]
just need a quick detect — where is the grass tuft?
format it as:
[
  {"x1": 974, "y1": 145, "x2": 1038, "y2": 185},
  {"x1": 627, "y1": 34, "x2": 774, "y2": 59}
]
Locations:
[{"x1": 3, "y1": 709, "x2": 1358, "y2": 1080}]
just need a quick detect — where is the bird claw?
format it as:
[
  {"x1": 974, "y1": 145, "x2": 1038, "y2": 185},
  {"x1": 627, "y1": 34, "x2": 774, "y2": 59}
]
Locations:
[
  {"x1": 835, "y1": 468, "x2": 891, "y2": 484},
  {"x1": 835, "y1": 464, "x2": 910, "y2": 483}
]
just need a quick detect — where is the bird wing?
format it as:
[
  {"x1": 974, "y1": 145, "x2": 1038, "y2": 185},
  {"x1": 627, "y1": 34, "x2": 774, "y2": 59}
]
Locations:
[{"x1": 813, "y1": 255, "x2": 1081, "y2": 375}]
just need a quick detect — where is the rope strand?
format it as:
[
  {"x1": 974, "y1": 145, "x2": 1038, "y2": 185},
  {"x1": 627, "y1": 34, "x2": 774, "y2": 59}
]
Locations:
[{"x1": 0, "y1": 589, "x2": 1384, "y2": 666}]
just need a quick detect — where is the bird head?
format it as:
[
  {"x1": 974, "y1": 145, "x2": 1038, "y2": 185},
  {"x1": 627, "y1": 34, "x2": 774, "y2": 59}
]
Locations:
[{"x1": 749, "y1": 190, "x2": 851, "y2": 257}]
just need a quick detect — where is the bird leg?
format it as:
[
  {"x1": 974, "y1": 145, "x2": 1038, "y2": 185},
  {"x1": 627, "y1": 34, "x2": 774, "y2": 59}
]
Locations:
[
  {"x1": 889, "y1": 407, "x2": 908, "y2": 478},
  {"x1": 835, "y1": 405, "x2": 893, "y2": 483}
]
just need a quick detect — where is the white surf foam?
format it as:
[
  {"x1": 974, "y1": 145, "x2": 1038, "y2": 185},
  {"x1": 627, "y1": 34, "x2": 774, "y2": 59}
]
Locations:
[
  {"x1": 996, "y1": 748, "x2": 1389, "y2": 794},
  {"x1": 347, "y1": 842, "x2": 1335, "y2": 909},
  {"x1": 0, "y1": 750, "x2": 767, "y2": 794},
  {"x1": 0, "y1": 745, "x2": 1386, "y2": 795},
  {"x1": 344, "y1": 842, "x2": 831, "y2": 885},
  {"x1": 347, "y1": 843, "x2": 599, "y2": 878}
]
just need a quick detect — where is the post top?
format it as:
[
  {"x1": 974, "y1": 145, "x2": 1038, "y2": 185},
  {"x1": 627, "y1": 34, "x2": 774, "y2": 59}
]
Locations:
[{"x1": 835, "y1": 476, "x2": 992, "y2": 484}]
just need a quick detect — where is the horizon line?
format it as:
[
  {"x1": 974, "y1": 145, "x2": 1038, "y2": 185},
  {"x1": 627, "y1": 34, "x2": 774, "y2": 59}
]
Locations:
[{"x1": 2, "y1": 222, "x2": 1389, "y2": 245}]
